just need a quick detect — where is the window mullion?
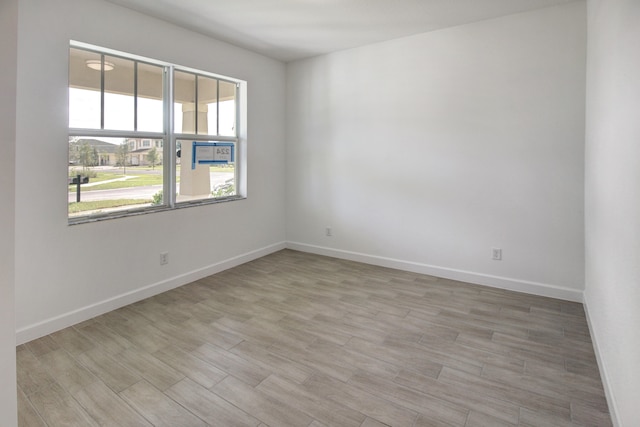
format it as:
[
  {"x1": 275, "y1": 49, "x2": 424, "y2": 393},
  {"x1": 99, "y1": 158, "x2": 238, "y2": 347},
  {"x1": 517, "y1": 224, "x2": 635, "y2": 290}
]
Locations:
[
  {"x1": 194, "y1": 75, "x2": 199, "y2": 135},
  {"x1": 134, "y1": 62, "x2": 138, "y2": 131},
  {"x1": 100, "y1": 54, "x2": 105, "y2": 129},
  {"x1": 166, "y1": 66, "x2": 175, "y2": 208}
]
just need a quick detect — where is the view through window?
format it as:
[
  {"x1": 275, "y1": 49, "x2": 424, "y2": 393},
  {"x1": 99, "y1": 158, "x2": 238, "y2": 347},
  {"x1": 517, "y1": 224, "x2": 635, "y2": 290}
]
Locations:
[{"x1": 68, "y1": 44, "x2": 241, "y2": 222}]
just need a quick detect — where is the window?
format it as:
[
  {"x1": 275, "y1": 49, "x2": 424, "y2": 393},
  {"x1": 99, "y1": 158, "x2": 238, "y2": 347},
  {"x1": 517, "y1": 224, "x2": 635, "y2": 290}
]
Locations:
[{"x1": 68, "y1": 42, "x2": 243, "y2": 223}]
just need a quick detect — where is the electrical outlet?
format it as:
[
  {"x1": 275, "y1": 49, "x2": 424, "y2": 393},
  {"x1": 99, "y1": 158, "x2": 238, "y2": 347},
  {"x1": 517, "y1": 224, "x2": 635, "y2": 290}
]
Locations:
[
  {"x1": 325, "y1": 226, "x2": 332, "y2": 237},
  {"x1": 492, "y1": 248, "x2": 502, "y2": 261},
  {"x1": 160, "y1": 252, "x2": 169, "y2": 265}
]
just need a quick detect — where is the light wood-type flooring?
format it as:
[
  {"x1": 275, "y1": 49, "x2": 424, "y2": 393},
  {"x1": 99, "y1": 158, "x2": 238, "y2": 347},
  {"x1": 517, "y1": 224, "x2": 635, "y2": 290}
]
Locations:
[{"x1": 17, "y1": 249, "x2": 612, "y2": 426}]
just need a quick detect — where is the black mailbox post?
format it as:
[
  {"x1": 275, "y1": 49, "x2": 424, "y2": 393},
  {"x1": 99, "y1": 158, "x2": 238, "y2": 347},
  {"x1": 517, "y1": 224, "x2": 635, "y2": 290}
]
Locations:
[{"x1": 69, "y1": 174, "x2": 89, "y2": 203}]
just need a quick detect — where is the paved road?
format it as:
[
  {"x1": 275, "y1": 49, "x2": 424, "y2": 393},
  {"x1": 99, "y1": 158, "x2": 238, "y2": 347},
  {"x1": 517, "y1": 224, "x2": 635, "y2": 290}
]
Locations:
[{"x1": 69, "y1": 172, "x2": 232, "y2": 203}]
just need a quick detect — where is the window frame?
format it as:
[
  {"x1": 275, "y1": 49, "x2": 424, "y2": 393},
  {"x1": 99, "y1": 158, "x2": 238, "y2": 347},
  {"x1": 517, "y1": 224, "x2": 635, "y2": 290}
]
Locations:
[{"x1": 68, "y1": 41, "x2": 244, "y2": 225}]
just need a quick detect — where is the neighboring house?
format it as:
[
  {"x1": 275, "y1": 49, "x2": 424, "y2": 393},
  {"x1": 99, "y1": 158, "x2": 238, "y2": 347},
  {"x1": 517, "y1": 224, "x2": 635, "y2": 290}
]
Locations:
[
  {"x1": 127, "y1": 138, "x2": 163, "y2": 167},
  {"x1": 68, "y1": 138, "x2": 163, "y2": 167},
  {"x1": 69, "y1": 138, "x2": 118, "y2": 166}
]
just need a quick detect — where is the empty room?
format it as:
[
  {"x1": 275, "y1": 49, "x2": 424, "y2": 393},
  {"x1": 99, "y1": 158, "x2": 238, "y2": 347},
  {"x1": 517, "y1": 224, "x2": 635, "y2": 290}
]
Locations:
[{"x1": 1, "y1": 0, "x2": 638, "y2": 426}]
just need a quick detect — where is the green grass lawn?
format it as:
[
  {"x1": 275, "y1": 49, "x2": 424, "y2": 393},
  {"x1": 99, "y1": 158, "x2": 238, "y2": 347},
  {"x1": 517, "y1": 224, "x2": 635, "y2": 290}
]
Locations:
[
  {"x1": 68, "y1": 164, "x2": 236, "y2": 214},
  {"x1": 68, "y1": 171, "x2": 117, "y2": 184},
  {"x1": 68, "y1": 199, "x2": 152, "y2": 214},
  {"x1": 70, "y1": 166, "x2": 232, "y2": 192},
  {"x1": 79, "y1": 174, "x2": 164, "y2": 191}
]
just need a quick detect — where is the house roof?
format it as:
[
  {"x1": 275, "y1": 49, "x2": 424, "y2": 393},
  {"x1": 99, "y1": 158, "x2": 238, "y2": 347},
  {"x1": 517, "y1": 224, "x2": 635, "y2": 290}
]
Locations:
[{"x1": 74, "y1": 138, "x2": 119, "y2": 154}]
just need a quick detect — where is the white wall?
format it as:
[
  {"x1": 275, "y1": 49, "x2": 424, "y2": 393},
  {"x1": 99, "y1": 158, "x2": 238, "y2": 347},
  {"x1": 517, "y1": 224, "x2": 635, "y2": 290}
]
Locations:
[
  {"x1": 15, "y1": 0, "x2": 287, "y2": 343},
  {"x1": 286, "y1": 2, "x2": 587, "y2": 300},
  {"x1": 0, "y1": 0, "x2": 19, "y2": 424},
  {"x1": 585, "y1": 0, "x2": 640, "y2": 425}
]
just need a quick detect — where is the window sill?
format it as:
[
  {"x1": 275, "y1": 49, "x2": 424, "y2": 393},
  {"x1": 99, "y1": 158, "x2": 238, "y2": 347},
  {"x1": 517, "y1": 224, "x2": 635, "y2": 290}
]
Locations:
[{"x1": 68, "y1": 195, "x2": 246, "y2": 226}]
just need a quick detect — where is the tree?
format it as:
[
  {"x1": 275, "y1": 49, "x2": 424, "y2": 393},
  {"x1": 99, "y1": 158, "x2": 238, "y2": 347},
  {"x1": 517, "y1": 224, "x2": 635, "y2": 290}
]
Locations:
[
  {"x1": 116, "y1": 142, "x2": 130, "y2": 175},
  {"x1": 147, "y1": 147, "x2": 159, "y2": 170},
  {"x1": 78, "y1": 141, "x2": 97, "y2": 172},
  {"x1": 68, "y1": 137, "x2": 81, "y2": 165},
  {"x1": 92, "y1": 147, "x2": 99, "y2": 166}
]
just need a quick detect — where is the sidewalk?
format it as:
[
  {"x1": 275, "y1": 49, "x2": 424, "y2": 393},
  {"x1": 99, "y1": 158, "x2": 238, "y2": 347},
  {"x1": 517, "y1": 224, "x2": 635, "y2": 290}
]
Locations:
[{"x1": 82, "y1": 175, "x2": 138, "y2": 188}]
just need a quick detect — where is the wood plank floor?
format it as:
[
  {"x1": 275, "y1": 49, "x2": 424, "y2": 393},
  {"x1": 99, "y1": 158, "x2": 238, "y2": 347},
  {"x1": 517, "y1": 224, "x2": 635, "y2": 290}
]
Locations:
[{"x1": 17, "y1": 249, "x2": 612, "y2": 426}]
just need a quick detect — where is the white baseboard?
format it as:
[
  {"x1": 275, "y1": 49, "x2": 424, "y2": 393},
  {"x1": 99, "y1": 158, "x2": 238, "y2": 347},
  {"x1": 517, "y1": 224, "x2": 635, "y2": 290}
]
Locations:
[
  {"x1": 583, "y1": 294, "x2": 620, "y2": 427},
  {"x1": 16, "y1": 241, "x2": 287, "y2": 345},
  {"x1": 286, "y1": 242, "x2": 584, "y2": 302},
  {"x1": 16, "y1": 240, "x2": 583, "y2": 345}
]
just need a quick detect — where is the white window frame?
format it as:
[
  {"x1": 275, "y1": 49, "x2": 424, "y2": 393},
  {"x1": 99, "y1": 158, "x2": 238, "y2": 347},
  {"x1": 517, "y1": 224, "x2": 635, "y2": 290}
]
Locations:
[{"x1": 68, "y1": 41, "x2": 244, "y2": 225}]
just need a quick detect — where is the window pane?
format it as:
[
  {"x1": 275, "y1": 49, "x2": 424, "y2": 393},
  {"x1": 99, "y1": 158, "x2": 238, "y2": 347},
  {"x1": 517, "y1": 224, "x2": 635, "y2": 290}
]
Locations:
[
  {"x1": 69, "y1": 48, "x2": 101, "y2": 129},
  {"x1": 137, "y1": 62, "x2": 164, "y2": 132},
  {"x1": 104, "y1": 55, "x2": 134, "y2": 131},
  {"x1": 198, "y1": 76, "x2": 217, "y2": 135},
  {"x1": 69, "y1": 43, "x2": 243, "y2": 222},
  {"x1": 219, "y1": 80, "x2": 237, "y2": 136},
  {"x1": 176, "y1": 139, "x2": 236, "y2": 204},
  {"x1": 68, "y1": 136, "x2": 165, "y2": 218},
  {"x1": 174, "y1": 71, "x2": 196, "y2": 133}
]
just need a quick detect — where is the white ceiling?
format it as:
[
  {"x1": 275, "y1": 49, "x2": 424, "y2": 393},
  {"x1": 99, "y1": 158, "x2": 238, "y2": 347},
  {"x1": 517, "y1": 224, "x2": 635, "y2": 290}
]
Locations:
[{"x1": 105, "y1": 0, "x2": 578, "y2": 62}]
